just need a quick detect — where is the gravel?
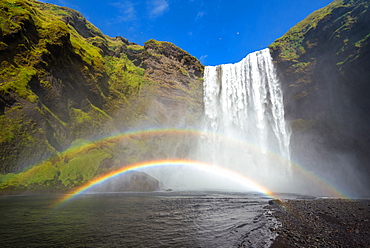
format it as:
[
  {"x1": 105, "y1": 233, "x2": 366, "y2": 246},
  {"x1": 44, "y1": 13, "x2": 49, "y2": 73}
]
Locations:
[{"x1": 267, "y1": 198, "x2": 370, "y2": 248}]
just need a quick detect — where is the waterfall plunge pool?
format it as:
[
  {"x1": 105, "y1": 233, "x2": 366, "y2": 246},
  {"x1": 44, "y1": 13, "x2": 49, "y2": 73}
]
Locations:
[{"x1": 0, "y1": 191, "x2": 291, "y2": 247}]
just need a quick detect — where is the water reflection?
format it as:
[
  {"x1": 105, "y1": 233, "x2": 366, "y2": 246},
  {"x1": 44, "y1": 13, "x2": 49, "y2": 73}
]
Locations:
[{"x1": 0, "y1": 192, "x2": 275, "y2": 247}]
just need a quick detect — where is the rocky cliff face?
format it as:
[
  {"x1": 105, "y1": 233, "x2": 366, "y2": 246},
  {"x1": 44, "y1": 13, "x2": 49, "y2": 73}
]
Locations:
[
  {"x1": 269, "y1": 0, "x2": 370, "y2": 193},
  {"x1": 2, "y1": 0, "x2": 369, "y2": 194},
  {"x1": 0, "y1": 0, "x2": 203, "y2": 191}
]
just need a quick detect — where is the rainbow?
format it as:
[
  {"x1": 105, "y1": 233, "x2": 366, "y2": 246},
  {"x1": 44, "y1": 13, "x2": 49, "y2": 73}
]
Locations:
[
  {"x1": 53, "y1": 159, "x2": 275, "y2": 207},
  {"x1": 53, "y1": 127, "x2": 291, "y2": 170},
  {"x1": 43, "y1": 127, "x2": 348, "y2": 201},
  {"x1": 44, "y1": 127, "x2": 291, "y2": 182}
]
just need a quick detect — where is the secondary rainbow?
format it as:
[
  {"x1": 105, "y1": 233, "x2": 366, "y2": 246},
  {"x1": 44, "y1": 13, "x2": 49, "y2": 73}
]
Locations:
[
  {"x1": 44, "y1": 127, "x2": 348, "y2": 199},
  {"x1": 54, "y1": 159, "x2": 275, "y2": 207},
  {"x1": 51, "y1": 127, "x2": 291, "y2": 170}
]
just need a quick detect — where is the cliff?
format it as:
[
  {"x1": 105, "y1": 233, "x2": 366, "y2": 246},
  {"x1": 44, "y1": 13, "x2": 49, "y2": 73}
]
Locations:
[
  {"x1": 269, "y1": 0, "x2": 370, "y2": 192},
  {"x1": 0, "y1": 0, "x2": 203, "y2": 191},
  {"x1": 2, "y1": 0, "x2": 369, "y2": 194}
]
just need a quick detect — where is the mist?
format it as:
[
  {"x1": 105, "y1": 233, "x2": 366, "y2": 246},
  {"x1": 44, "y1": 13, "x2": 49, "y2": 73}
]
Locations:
[
  {"x1": 120, "y1": 47, "x2": 370, "y2": 198},
  {"x1": 125, "y1": 49, "x2": 294, "y2": 194}
]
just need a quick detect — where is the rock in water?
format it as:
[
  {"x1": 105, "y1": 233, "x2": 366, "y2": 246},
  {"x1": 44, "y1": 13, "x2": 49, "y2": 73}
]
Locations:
[{"x1": 93, "y1": 171, "x2": 160, "y2": 192}]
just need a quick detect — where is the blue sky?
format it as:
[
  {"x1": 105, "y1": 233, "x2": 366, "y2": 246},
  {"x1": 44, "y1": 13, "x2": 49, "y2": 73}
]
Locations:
[{"x1": 39, "y1": 0, "x2": 333, "y2": 65}]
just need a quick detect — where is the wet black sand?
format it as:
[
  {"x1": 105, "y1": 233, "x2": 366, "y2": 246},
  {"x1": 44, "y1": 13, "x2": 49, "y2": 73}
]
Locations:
[{"x1": 268, "y1": 198, "x2": 370, "y2": 248}]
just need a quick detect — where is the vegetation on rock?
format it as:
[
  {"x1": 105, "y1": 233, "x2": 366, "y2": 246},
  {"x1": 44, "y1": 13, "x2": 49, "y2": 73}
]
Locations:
[
  {"x1": 269, "y1": 0, "x2": 370, "y2": 190},
  {"x1": 0, "y1": 0, "x2": 204, "y2": 192}
]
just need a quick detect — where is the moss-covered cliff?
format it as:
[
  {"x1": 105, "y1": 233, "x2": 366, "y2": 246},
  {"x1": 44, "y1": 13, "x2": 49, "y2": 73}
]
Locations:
[
  {"x1": 0, "y1": 0, "x2": 203, "y2": 191},
  {"x1": 269, "y1": 0, "x2": 370, "y2": 190},
  {"x1": 3, "y1": 0, "x2": 369, "y2": 194}
]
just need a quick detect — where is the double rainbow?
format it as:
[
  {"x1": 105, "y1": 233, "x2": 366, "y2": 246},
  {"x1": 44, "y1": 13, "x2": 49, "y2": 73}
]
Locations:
[
  {"x1": 54, "y1": 159, "x2": 275, "y2": 207},
  {"x1": 48, "y1": 128, "x2": 348, "y2": 207}
]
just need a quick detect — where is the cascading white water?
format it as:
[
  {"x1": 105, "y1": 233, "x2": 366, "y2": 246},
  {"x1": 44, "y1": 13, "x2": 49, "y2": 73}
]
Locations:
[{"x1": 201, "y1": 48, "x2": 291, "y2": 191}]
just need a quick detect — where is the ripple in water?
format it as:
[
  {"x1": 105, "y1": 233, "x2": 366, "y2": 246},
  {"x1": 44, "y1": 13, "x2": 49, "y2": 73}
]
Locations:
[{"x1": 0, "y1": 192, "x2": 278, "y2": 247}]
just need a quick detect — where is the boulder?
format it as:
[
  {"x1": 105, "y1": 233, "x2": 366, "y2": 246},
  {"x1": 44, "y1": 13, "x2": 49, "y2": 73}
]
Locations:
[{"x1": 93, "y1": 171, "x2": 160, "y2": 192}]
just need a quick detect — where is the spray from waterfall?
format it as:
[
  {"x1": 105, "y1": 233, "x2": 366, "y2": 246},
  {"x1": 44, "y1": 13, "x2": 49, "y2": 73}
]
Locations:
[
  {"x1": 127, "y1": 48, "x2": 293, "y2": 192},
  {"x1": 200, "y1": 48, "x2": 292, "y2": 192}
]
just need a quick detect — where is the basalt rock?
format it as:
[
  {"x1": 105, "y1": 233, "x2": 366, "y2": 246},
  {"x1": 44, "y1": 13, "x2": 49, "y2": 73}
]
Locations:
[{"x1": 269, "y1": 0, "x2": 370, "y2": 193}]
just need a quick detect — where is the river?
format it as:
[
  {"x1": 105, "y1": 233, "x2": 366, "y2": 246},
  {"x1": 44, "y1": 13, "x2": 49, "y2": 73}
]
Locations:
[{"x1": 0, "y1": 191, "x2": 280, "y2": 247}]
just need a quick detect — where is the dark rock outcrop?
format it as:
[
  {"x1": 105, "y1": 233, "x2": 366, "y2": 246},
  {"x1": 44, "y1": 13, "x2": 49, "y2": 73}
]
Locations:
[
  {"x1": 93, "y1": 171, "x2": 160, "y2": 192},
  {"x1": 123, "y1": 39, "x2": 204, "y2": 127},
  {"x1": 269, "y1": 0, "x2": 370, "y2": 194}
]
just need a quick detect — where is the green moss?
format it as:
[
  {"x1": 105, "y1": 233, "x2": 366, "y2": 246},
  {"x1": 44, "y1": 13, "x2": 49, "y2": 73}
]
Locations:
[
  {"x1": 104, "y1": 54, "x2": 148, "y2": 97},
  {"x1": 355, "y1": 33, "x2": 370, "y2": 48},
  {"x1": 0, "y1": 0, "x2": 108, "y2": 105},
  {"x1": 67, "y1": 101, "x2": 116, "y2": 139},
  {"x1": 37, "y1": 104, "x2": 67, "y2": 126},
  {"x1": 179, "y1": 67, "x2": 190, "y2": 77},
  {"x1": 0, "y1": 139, "x2": 115, "y2": 190},
  {"x1": 58, "y1": 149, "x2": 112, "y2": 187},
  {"x1": 291, "y1": 61, "x2": 313, "y2": 74},
  {"x1": 0, "y1": 173, "x2": 19, "y2": 189},
  {"x1": 269, "y1": 0, "x2": 346, "y2": 60},
  {"x1": 68, "y1": 25, "x2": 105, "y2": 71},
  {"x1": 293, "y1": 62, "x2": 311, "y2": 68},
  {"x1": 105, "y1": 36, "x2": 125, "y2": 52},
  {"x1": 16, "y1": 161, "x2": 59, "y2": 187},
  {"x1": 0, "y1": 0, "x2": 203, "y2": 190},
  {"x1": 127, "y1": 44, "x2": 144, "y2": 51},
  {"x1": 0, "y1": 42, "x2": 8, "y2": 50},
  {"x1": 146, "y1": 50, "x2": 163, "y2": 58},
  {"x1": 144, "y1": 39, "x2": 198, "y2": 62},
  {"x1": 0, "y1": 0, "x2": 30, "y2": 35},
  {"x1": 332, "y1": 13, "x2": 357, "y2": 37},
  {"x1": 0, "y1": 64, "x2": 38, "y2": 102},
  {"x1": 71, "y1": 107, "x2": 91, "y2": 124},
  {"x1": 144, "y1": 39, "x2": 188, "y2": 54},
  {"x1": 0, "y1": 105, "x2": 57, "y2": 175},
  {"x1": 38, "y1": 19, "x2": 69, "y2": 42},
  {"x1": 90, "y1": 103, "x2": 112, "y2": 119},
  {"x1": 0, "y1": 1, "x2": 69, "y2": 102},
  {"x1": 144, "y1": 39, "x2": 163, "y2": 47},
  {"x1": 0, "y1": 115, "x2": 17, "y2": 143}
]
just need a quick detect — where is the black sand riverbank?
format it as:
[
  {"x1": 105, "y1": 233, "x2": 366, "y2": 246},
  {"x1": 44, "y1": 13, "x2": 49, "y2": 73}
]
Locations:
[{"x1": 268, "y1": 198, "x2": 370, "y2": 248}]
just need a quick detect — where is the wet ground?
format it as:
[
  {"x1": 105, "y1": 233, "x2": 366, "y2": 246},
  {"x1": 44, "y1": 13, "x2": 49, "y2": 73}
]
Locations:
[{"x1": 268, "y1": 198, "x2": 370, "y2": 248}]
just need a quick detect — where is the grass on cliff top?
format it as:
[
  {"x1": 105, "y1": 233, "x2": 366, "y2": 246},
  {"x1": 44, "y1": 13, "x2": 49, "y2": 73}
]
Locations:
[
  {"x1": 269, "y1": 0, "x2": 369, "y2": 71},
  {"x1": 144, "y1": 39, "x2": 201, "y2": 63},
  {"x1": 269, "y1": 0, "x2": 346, "y2": 60},
  {"x1": 144, "y1": 39, "x2": 183, "y2": 52},
  {"x1": 127, "y1": 44, "x2": 145, "y2": 51}
]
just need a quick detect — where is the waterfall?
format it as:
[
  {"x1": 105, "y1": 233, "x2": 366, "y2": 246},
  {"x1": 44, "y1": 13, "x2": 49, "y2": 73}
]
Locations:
[{"x1": 201, "y1": 48, "x2": 291, "y2": 190}]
